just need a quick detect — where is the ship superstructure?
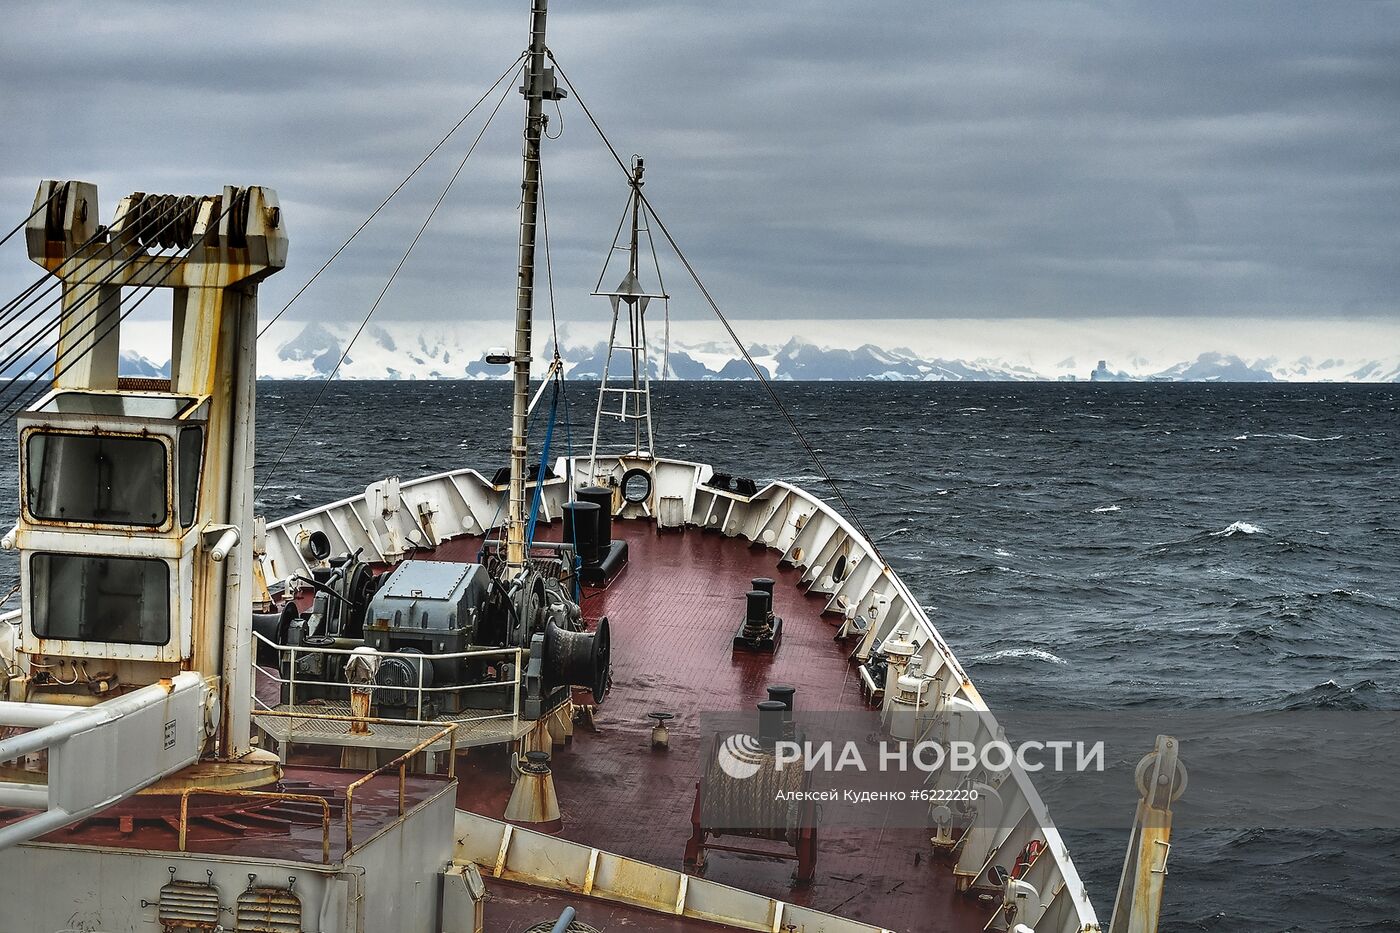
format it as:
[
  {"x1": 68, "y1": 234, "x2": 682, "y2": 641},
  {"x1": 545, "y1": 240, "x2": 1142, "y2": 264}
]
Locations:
[{"x1": 0, "y1": 3, "x2": 1186, "y2": 931}]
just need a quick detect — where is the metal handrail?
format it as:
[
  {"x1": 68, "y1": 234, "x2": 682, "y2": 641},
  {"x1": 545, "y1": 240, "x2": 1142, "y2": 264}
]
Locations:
[
  {"x1": 177, "y1": 787, "x2": 332, "y2": 863},
  {"x1": 253, "y1": 631, "x2": 520, "y2": 662},
  {"x1": 252, "y1": 631, "x2": 523, "y2": 724},
  {"x1": 343, "y1": 722, "x2": 457, "y2": 853}
]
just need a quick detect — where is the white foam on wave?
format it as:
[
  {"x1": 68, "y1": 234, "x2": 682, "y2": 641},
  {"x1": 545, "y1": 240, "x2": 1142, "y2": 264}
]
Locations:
[
  {"x1": 972, "y1": 647, "x2": 1070, "y2": 666},
  {"x1": 1233, "y1": 432, "x2": 1344, "y2": 443},
  {"x1": 1091, "y1": 505, "x2": 1121, "y2": 513},
  {"x1": 1213, "y1": 521, "x2": 1265, "y2": 537}
]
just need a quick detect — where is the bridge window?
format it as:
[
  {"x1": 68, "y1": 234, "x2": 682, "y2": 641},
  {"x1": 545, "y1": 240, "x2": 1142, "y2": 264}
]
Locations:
[
  {"x1": 29, "y1": 553, "x2": 170, "y2": 646},
  {"x1": 25, "y1": 431, "x2": 168, "y2": 527},
  {"x1": 178, "y1": 426, "x2": 204, "y2": 527}
]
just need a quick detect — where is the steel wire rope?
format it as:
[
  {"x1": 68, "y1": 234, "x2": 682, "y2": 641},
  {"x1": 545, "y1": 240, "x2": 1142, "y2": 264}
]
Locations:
[
  {"x1": 534, "y1": 169, "x2": 585, "y2": 597},
  {"x1": 549, "y1": 55, "x2": 887, "y2": 566},
  {"x1": 255, "y1": 53, "x2": 527, "y2": 341},
  {"x1": 0, "y1": 196, "x2": 241, "y2": 424},
  {"x1": 0, "y1": 196, "x2": 193, "y2": 404},
  {"x1": 0, "y1": 185, "x2": 64, "y2": 250},
  {"x1": 0, "y1": 188, "x2": 102, "y2": 330},
  {"x1": 0, "y1": 221, "x2": 111, "y2": 346},
  {"x1": 0, "y1": 195, "x2": 192, "y2": 400},
  {"x1": 0, "y1": 197, "x2": 189, "y2": 380},
  {"x1": 638, "y1": 201, "x2": 672, "y2": 381},
  {"x1": 538, "y1": 169, "x2": 564, "y2": 361},
  {"x1": 255, "y1": 61, "x2": 525, "y2": 499}
]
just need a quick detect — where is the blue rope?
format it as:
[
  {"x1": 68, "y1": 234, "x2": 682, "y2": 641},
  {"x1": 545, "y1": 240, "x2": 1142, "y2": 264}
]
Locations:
[
  {"x1": 560, "y1": 374, "x2": 581, "y2": 600},
  {"x1": 525, "y1": 377, "x2": 560, "y2": 547}
]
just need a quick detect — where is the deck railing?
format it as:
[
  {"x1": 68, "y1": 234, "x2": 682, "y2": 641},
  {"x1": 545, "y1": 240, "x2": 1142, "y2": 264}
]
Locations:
[
  {"x1": 174, "y1": 720, "x2": 458, "y2": 862},
  {"x1": 252, "y1": 632, "x2": 522, "y2": 737}
]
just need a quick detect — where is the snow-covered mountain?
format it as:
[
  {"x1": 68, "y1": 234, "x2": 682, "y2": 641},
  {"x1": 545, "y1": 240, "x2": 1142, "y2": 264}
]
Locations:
[
  {"x1": 98, "y1": 320, "x2": 1400, "y2": 383},
  {"x1": 261, "y1": 327, "x2": 1058, "y2": 381},
  {"x1": 4, "y1": 350, "x2": 170, "y2": 380}
]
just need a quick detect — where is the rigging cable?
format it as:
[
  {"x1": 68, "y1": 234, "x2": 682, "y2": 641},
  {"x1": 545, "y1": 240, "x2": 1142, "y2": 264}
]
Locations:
[
  {"x1": 0, "y1": 220, "x2": 111, "y2": 345},
  {"x1": 0, "y1": 193, "x2": 191, "y2": 362},
  {"x1": 549, "y1": 55, "x2": 887, "y2": 567},
  {"x1": 0, "y1": 185, "x2": 64, "y2": 250},
  {"x1": 0, "y1": 197, "x2": 194, "y2": 411},
  {"x1": 0, "y1": 187, "x2": 105, "y2": 335},
  {"x1": 537, "y1": 167, "x2": 582, "y2": 596},
  {"x1": 538, "y1": 170, "x2": 561, "y2": 361},
  {"x1": 0, "y1": 195, "x2": 189, "y2": 380},
  {"x1": 256, "y1": 52, "x2": 527, "y2": 340},
  {"x1": 0, "y1": 196, "x2": 191, "y2": 394},
  {"x1": 256, "y1": 60, "x2": 525, "y2": 498},
  {"x1": 0, "y1": 196, "x2": 241, "y2": 424},
  {"x1": 639, "y1": 199, "x2": 672, "y2": 381}
]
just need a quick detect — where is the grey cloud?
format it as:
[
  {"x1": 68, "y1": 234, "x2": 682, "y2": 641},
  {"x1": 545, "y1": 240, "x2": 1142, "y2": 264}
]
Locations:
[{"x1": 0, "y1": 0, "x2": 1395, "y2": 331}]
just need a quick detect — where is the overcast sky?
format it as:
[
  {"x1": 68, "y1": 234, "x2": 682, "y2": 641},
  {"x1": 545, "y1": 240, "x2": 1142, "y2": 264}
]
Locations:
[{"x1": 1, "y1": 1, "x2": 1396, "y2": 359}]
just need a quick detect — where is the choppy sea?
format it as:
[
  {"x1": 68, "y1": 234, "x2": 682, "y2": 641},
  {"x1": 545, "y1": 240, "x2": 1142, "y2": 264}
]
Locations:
[{"x1": 5, "y1": 380, "x2": 1398, "y2": 929}]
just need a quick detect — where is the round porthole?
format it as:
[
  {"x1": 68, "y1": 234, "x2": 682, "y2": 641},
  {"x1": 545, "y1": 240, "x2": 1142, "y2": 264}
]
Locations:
[{"x1": 620, "y1": 468, "x2": 652, "y2": 504}]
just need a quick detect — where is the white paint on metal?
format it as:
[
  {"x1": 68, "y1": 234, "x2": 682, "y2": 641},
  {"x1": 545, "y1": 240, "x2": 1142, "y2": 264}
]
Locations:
[{"x1": 0, "y1": 670, "x2": 205, "y2": 851}]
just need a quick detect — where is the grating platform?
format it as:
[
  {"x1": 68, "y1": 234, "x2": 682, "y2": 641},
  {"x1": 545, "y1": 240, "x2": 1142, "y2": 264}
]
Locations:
[{"x1": 253, "y1": 704, "x2": 528, "y2": 753}]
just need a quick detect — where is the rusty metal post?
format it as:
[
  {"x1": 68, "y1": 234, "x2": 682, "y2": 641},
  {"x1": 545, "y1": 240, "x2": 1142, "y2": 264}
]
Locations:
[
  {"x1": 505, "y1": 0, "x2": 554, "y2": 574},
  {"x1": 1109, "y1": 735, "x2": 1187, "y2": 933}
]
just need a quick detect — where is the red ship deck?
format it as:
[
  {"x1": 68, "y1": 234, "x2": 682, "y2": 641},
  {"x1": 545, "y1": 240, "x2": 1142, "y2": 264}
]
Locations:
[
  {"x1": 0, "y1": 764, "x2": 451, "y2": 865},
  {"x1": 3, "y1": 518, "x2": 988, "y2": 931},
  {"x1": 427, "y1": 519, "x2": 989, "y2": 933}
]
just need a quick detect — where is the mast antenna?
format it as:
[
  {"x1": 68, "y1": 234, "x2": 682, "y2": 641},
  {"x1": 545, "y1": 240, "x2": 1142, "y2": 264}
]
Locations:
[
  {"x1": 507, "y1": 0, "x2": 566, "y2": 575},
  {"x1": 588, "y1": 155, "x2": 669, "y2": 480}
]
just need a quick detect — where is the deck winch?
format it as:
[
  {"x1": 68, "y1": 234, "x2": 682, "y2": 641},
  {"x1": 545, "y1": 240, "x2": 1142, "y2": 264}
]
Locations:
[{"x1": 267, "y1": 552, "x2": 610, "y2": 722}]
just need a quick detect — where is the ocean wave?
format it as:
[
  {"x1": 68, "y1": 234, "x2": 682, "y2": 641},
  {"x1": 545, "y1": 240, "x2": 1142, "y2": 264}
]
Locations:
[
  {"x1": 946, "y1": 564, "x2": 1043, "y2": 578},
  {"x1": 1212, "y1": 521, "x2": 1265, "y2": 537},
  {"x1": 1233, "y1": 432, "x2": 1345, "y2": 442},
  {"x1": 1280, "y1": 679, "x2": 1382, "y2": 711},
  {"x1": 971, "y1": 647, "x2": 1069, "y2": 666}
]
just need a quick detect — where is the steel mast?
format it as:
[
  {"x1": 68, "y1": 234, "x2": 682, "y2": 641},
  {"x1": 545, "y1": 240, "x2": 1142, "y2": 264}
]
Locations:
[
  {"x1": 588, "y1": 157, "x2": 668, "y2": 479},
  {"x1": 507, "y1": 0, "x2": 564, "y2": 574}
]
